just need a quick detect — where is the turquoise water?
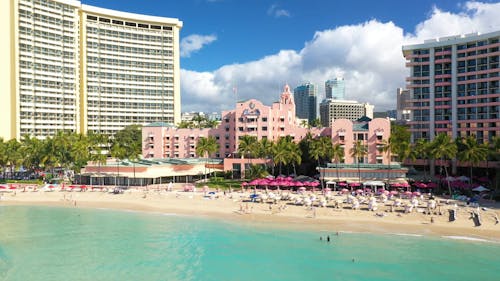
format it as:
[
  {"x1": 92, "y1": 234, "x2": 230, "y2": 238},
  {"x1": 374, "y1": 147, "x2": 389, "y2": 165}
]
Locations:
[{"x1": 0, "y1": 206, "x2": 498, "y2": 281}]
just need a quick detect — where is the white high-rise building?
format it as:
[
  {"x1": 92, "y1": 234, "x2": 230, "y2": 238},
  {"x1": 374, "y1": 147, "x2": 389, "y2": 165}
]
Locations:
[{"x1": 0, "y1": 0, "x2": 183, "y2": 139}]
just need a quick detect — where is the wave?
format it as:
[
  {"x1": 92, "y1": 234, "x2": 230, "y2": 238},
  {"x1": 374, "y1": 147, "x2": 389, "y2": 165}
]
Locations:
[
  {"x1": 442, "y1": 236, "x2": 495, "y2": 243},
  {"x1": 390, "y1": 233, "x2": 423, "y2": 237}
]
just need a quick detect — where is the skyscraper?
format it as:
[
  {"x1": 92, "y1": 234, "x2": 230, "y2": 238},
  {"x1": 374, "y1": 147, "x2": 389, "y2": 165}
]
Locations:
[
  {"x1": 293, "y1": 83, "x2": 317, "y2": 123},
  {"x1": 402, "y1": 31, "x2": 499, "y2": 143},
  {"x1": 0, "y1": 0, "x2": 182, "y2": 139},
  {"x1": 325, "y1": 78, "x2": 345, "y2": 100}
]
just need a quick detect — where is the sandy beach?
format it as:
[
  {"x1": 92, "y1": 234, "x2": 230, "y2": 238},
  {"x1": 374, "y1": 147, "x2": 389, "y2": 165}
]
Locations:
[{"x1": 2, "y1": 186, "x2": 500, "y2": 242}]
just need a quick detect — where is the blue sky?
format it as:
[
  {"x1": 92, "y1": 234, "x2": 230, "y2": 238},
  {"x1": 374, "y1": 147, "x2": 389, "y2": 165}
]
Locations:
[{"x1": 82, "y1": 0, "x2": 500, "y2": 113}]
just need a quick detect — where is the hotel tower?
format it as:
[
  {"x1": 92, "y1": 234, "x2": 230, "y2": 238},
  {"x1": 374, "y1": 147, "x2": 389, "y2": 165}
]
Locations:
[
  {"x1": 0, "y1": 0, "x2": 182, "y2": 139},
  {"x1": 402, "y1": 31, "x2": 499, "y2": 143}
]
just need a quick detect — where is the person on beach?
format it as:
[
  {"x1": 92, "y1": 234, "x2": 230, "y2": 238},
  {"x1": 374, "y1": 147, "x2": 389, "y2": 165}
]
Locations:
[{"x1": 327, "y1": 235, "x2": 330, "y2": 242}]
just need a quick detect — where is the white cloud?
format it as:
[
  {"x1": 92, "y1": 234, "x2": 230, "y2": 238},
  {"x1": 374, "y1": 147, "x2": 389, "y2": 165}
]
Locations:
[
  {"x1": 267, "y1": 4, "x2": 291, "y2": 18},
  {"x1": 180, "y1": 34, "x2": 217, "y2": 58},
  {"x1": 180, "y1": 1, "x2": 500, "y2": 113}
]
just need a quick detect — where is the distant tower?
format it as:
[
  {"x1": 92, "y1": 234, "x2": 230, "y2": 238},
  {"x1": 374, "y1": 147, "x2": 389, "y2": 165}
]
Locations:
[
  {"x1": 294, "y1": 83, "x2": 317, "y2": 123},
  {"x1": 325, "y1": 78, "x2": 345, "y2": 100}
]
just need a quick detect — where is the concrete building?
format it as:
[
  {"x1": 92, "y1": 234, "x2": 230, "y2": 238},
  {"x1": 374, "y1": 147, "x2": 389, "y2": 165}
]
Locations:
[
  {"x1": 396, "y1": 88, "x2": 411, "y2": 122},
  {"x1": 402, "y1": 31, "x2": 499, "y2": 143},
  {"x1": 0, "y1": 0, "x2": 182, "y2": 139},
  {"x1": 319, "y1": 99, "x2": 374, "y2": 127},
  {"x1": 325, "y1": 77, "x2": 345, "y2": 100},
  {"x1": 293, "y1": 82, "x2": 317, "y2": 124},
  {"x1": 143, "y1": 85, "x2": 392, "y2": 177}
]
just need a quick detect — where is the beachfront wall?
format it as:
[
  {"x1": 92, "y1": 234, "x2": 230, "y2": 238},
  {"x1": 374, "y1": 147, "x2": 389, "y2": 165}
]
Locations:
[{"x1": 330, "y1": 118, "x2": 391, "y2": 165}]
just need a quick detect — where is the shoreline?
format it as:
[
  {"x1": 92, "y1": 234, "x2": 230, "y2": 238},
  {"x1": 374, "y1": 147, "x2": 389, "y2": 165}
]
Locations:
[{"x1": 2, "y1": 189, "x2": 500, "y2": 243}]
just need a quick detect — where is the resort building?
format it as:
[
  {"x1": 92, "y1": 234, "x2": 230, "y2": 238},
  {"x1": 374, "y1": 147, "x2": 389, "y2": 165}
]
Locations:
[
  {"x1": 325, "y1": 77, "x2": 345, "y2": 100},
  {"x1": 0, "y1": 0, "x2": 182, "y2": 139},
  {"x1": 319, "y1": 99, "x2": 374, "y2": 127},
  {"x1": 293, "y1": 82, "x2": 317, "y2": 124},
  {"x1": 402, "y1": 31, "x2": 499, "y2": 143},
  {"x1": 143, "y1": 85, "x2": 394, "y2": 179}
]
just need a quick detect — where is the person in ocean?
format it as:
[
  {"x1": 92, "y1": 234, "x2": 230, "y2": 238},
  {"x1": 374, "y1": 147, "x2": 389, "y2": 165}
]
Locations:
[{"x1": 327, "y1": 235, "x2": 330, "y2": 242}]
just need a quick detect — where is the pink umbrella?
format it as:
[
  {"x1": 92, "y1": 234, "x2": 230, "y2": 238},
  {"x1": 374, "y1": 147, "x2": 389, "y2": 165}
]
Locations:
[
  {"x1": 341, "y1": 188, "x2": 349, "y2": 193},
  {"x1": 310, "y1": 181, "x2": 320, "y2": 187},
  {"x1": 404, "y1": 191, "x2": 413, "y2": 196},
  {"x1": 426, "y1": 182, "x2": 438, "y2": 188},
  {"x1": 241, "y1": 182, "x2": 248, "y2": 186},
  {"x1": 338, "y1": 182, "x2": 347, "y2": 187},
  {"x1": 355, "y1": 189, "x2": 363, "y2": 194},
  {"x1": 390, "y1": 190, "x2": 399, "y2": 195},
  {"x1": 350, "y1": 182, "x2": 361, "y2": 187},
  {"x1": 412, "y1": 191, "x2": 421, "y2": 196},
  {"x1": 382, "y1": 190, "x2": 390, "y2": 195}
]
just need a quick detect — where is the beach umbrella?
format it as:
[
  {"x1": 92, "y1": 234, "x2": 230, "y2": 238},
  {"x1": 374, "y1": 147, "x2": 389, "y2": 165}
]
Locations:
[
  {"x1": 472, "y1": 186, "x2": 489, "y2": 192},
  {"x1": 404, "y1": 191, "x2": 413, "y2": 196},
  {"x1": 341, "y1": 188, "x2": 349, "y2": 194},
  {"x1": 355, "y1": 189, "x2": 363, "y2": 194},
  {"x1": 426, "y1": 182, "x2": 438, "y2": 188},
  {"x1": 390, "y1": 190, "x2": 399, "y2": 195}
]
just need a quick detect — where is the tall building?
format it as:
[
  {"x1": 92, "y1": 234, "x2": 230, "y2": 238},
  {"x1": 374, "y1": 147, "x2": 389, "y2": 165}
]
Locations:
[
  {"x1": 293, "y1": 83, "x2": 317, "y2": 123},
  {"x1": 325, "y1": 77, "x2": 345, "y2": 100},
  {"x1": 0, "y1": 0, "x2": 182, "y2": 139},
  {"x1": 402, "y1": 31, "x2": 499, "y2": 143},
  {"x1": 396, "y1": 88, "x2": 411, "y2": 122},
  {"x1": 319, "y1": 99, "x2": 374, "y2": 127}
]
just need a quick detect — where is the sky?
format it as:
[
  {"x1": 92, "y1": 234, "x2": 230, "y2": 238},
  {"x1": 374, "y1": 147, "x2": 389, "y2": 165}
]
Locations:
[{"x1": 81, "y1": 0, "x2": 500, "y2": 113}]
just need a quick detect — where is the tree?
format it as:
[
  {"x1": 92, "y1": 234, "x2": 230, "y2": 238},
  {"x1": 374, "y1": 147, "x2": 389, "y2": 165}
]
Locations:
[
  {"x1": 457, "y1": 136, "x2": 489, "y2": 184},
  {"x1": 247, "y1": 164, "x2": 269, "y2": 179},
  {"x1": 4, "y1": 139, "x2": 22, "y2": 177},
  {"x1": 309, "y1": 136, "x2": 333, "y2": 188},
  {"x1": 378, "y1": 137, "x2": 395, "y2": 184},
  {"x1": 237, "y1": 135, "x2": 257, "y2": 178},
  {"x1": 310, "y1": 118, "x2": 322, "y2": 128},
  {"x1": 331, "y1": 143, "x2": 344, "y2": 182},
  {"x1": 196, "y1": 136, "x2": 219, "y2": 180},
  {"x1": 414, "y1": 138, "x2": 431, "y2": 179},
  {"x1": 20, "y1": 135, "x2": 43, "y2": 174},
  {"x1": 87, "y1": 131, "x2": 109, "y2": 185},
  {"x1": 113, "y1": 124, "x2": 142, "y2": 161},
  {"x1": 350, "y1": 140, "x2": 367, "y2": 183},
  {"x1": 429, "y1": 133, "x2": 457, "y2": 196}
]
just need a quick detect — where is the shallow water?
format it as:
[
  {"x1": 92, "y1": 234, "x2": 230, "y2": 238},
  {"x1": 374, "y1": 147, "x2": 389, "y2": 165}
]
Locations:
[{"x1": 0, "y1": 206, "x2": 498, "y2": 281}]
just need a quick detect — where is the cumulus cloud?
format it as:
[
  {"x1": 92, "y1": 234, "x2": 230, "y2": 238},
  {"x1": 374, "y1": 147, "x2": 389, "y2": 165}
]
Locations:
[
  {"x1": 180, "y1": 1, "x2": 500, "y2": 112},
  {"x1": 180, "y1": 34, "x2": 217, "y2": 58},
  {"x1": 267, "y1": 4, "x2": 291, "y2": 18}
]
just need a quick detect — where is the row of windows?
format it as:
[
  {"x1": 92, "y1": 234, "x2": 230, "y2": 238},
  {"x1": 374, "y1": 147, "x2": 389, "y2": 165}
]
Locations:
[
  {"x1": 87, "y1": 86, "x2": 173, "y2": 96},
  {"x1": 86, "y1": 41, "x2": 173, "y2": 56},
  {"x1": 87, "y1": 101, "x2": 173, "y2": 110},
  {"x1": 29, "y1": 0, "x2": 75, "y2": 13},
  {"x1": 20, "y1": 78, "x2": 75, "y2": 89},
  {"x1": 86, "y1": 56, "x2": 173, "y2": 69},
  {"x1": 19, "y1": 27, "x2": 75, "y2": 43},
  {"x1": 87, "y1": 116, "x2": 169, "y2": 124},
  {"x1": 86, "y1": 15, "x2": 173, "y2": 31},
  {"x1": 20, "y1": 95, "x2": 75, "y2": 105},
  {"x1": 86, "y1": 27, "x2": 173, "y2": 43},
  {"x1": 19, "y1": 60, "x2": 75, "y2": 74},
  {"x1": 87, "y1": 71, "x2": 173, "y2": 83}
]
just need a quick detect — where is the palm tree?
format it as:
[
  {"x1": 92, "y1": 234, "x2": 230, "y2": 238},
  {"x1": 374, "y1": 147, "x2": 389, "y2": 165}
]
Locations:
[
  {"x1": 457, "y1": 136, "x2": 489, "y2": 184},
  {"x1": 429, "y1": 133, "x2": 457, "y2": 196},
  {"x1": 256, "y1": 138, "x2": 274, "y2": 174},
  {"x1": 87, "y1": 131, "x2": 109, "y2": 186},
  {"x1": 196, "y1": 136, "x2": 219, "y2": 181},
  {"x1": 350, "y1": 140, "x2": 367, "y2": 183},
  {"x1": 288, "y1": 141, "x2": 302, "y2": 177},
  {"x1": 331, "y1": 143, "x2": 344, "y2": 182},
  {"x1": 273, "y1": 137, "x2": 294, "y2": 176},
  {"x1": 414, "y1": 138, "x2": 431, "y2": 179},
  {"x1": 247, "y1": 164, "x2": 269, "y2": 179},
  {"x1": 4, "y1": 139, "x2": 22, "y2": 178},
  {"x1": 378, "y1": 137, "x2": 394, "y2": 185},
  {"x1": 237, "y1": 135, "x2": 257, "y2": 178},
  {"x1": 20, "y1": 135, "x2": 43, "y2": 175}
]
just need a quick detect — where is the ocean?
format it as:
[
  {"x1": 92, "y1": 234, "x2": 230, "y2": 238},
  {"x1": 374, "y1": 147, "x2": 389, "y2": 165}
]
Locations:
[{"x1": 0, "y1": 205, "x2": 498, "y2": 281}]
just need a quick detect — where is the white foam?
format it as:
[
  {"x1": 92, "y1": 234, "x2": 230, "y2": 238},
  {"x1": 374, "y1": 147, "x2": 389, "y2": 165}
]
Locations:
[
  {"x1": 442, "y1": 236, "x2": 492, "y2": 243},
  {"x1": 390, "y1": 233, "x2": 423, "y2": 237}
]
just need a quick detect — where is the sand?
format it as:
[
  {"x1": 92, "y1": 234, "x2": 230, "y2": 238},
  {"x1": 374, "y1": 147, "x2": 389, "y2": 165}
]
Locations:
[{"x1": 2, "y1": 186, "x2": 500, "y2": 242}]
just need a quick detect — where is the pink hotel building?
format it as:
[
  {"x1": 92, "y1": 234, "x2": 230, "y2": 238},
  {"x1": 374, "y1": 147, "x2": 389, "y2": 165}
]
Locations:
[
  {"x1": 142, "y1": 85, "x2": 393, "y2": 179},
  {"x1": 402, "y1": 31, "x2": 499, "y2": 143}
]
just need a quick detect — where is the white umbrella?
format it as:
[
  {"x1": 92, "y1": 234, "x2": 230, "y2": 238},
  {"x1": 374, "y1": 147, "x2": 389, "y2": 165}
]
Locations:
[{"x1": 472, "y1": 186, "x2": 489, "y2": 192}]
